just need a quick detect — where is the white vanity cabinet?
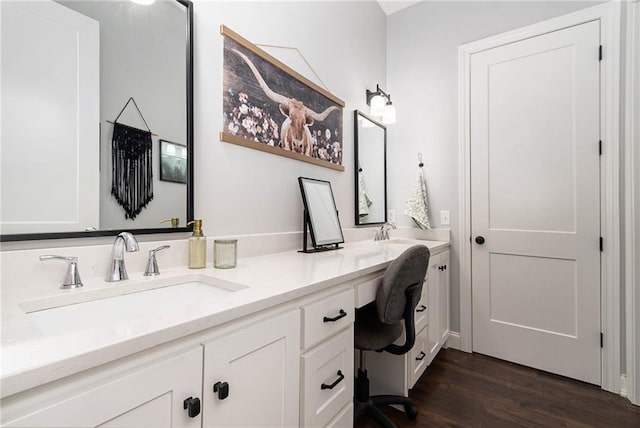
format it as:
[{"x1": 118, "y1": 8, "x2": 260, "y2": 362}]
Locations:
[
  {"x1": 365, "y1": 249, "x2": 450, "y2": 398},
  {"x1": 1, "y1": 346, "x2": 204, "y2": 428},
  {"x1": 1, "y1": 310, "x2": 301, "y2": 428},
  {"x1": 426, "y1": 249, "x2": 451, "y2": 365},
  {"x1": 201, "y1": 309, "x2": 300, "y2": 427}
]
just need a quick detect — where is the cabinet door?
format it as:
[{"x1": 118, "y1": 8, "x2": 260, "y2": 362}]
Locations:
[
  {"x1": 439, "y1": 250, "x2": 450, "y2": 345},
  {"x1": 202, "y1": 310, "x2": 300, "y2": 427},
  {"x1": 4, "y1": 348, "x2": 203, "y2": 428},
  {"x1": 426, "y1": 252, "x2": 441, "y2": 365}
]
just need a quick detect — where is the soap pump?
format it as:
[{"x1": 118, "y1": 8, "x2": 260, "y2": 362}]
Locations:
[{"x1": 186, "y1": 219, "x2": 206, "y2": 269}]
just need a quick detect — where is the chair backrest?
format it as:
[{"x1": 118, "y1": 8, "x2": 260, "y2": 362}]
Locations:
[
  {"x1": 375, "y1": 245, "x2": 430, "y2": 355},
  {"x1": 377, "y1": 245, "x2": 430, "y2": 324}
]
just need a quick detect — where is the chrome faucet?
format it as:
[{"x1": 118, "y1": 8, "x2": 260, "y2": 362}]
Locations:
[
  {"x1": 105, "y1": 232, "x2": 139, "y2": 282},
  {"x1": 374, "y1": 222, "x2": 397, "y2": 241}
]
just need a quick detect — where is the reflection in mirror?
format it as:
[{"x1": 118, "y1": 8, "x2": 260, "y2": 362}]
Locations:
[
  {"x1": 0, "y1": 0, "x2": 193, "y2": 241},
  {"x1": 354, "y1": 110, "x2": 386, "y2": 225},
  {"x1": 298, "y1": 177, "x2": 344, "y2": 252}
]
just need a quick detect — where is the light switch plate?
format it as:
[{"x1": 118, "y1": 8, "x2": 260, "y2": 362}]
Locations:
[
  {"x1": 388, "y1": 209, "x2": 396, "y2": 223},
  {"x1": 440, "y1": 210, "x2": 450, "y2": 226}
]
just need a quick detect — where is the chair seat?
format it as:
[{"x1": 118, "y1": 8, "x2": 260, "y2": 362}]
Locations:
[{"x1": 354, "y1": 303, "x2": 403, "y2": 351}]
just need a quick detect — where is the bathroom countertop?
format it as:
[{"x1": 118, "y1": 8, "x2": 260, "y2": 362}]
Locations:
[{"x1": 0, "y1": 238, "x2": 448, "y2": 398}]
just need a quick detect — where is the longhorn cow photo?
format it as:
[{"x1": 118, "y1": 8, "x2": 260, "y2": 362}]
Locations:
[{"x1": 222, "y1": 34, "x2": 344, "y2": 169}]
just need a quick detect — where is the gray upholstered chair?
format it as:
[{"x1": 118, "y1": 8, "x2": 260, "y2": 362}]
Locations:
[{"x1": 354, "y1": 245, "x2": 430, "y2": 427}]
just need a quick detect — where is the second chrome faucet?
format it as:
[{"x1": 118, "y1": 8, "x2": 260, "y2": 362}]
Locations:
[{"x1": 105, "y1": 232, "x2": 139, "y2": 282}]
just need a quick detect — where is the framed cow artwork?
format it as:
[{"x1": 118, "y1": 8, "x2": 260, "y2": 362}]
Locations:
[{"x1": 220, "y1": 26, "x2": 345, "y2": 171}]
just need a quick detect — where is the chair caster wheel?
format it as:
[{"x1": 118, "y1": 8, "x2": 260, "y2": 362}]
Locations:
[{"x1": 404, "y1": 404, "x2": 417, "y2": 419}]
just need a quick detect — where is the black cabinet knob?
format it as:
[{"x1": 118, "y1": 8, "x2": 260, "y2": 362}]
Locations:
[
  {"x1": 214, "y1": 381, "x2": 230, "y2": 400},
  {"x1": 475, "y1": 236, "x2": 485, "y2": 245},
  {"x1": 183, "y1": 397, "x2": 201, "y2": 418}
]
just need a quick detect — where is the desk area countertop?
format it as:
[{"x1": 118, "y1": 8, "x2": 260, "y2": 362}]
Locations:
[{"x1": 0, "y1": 238, "x2": 448, "y2": 398}]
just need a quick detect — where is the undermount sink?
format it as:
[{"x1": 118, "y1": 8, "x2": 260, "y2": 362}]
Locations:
[
  {"x1": 21, "y1": 274, "x2": 248, "y2": 314},
  {"x1": 20, "y1": 274, "x2": 248, "y2": 336}
]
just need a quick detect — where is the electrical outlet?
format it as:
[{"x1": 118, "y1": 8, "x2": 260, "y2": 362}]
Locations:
[
  {"x1": 388, "y1": 209, "x2": 396, "y2": 223},
  {"x1": 440, "y1": 210, "x2": 450, "y2": 226}
]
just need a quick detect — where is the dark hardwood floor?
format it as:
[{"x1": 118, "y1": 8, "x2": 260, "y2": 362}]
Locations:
[{"x1": 355, "y1": 348, "x2": 640, "y2": 428}]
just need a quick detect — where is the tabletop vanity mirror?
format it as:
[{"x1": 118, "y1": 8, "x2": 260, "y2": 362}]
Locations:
[
  {"x1": 298, "y1": 177, "x2": 344, "y2": 253},
  {"x1": 354, "y1": 110, "x2": 387, "y2": 226},
  {"x1": 0, "y1": 0, "x2": 193, "y2": 241}
]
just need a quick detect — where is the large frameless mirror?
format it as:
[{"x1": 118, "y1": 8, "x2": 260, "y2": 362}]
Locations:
[
  {"x1": 354, "y1": 110, "x2": 387, "y2": 225},
  {"x1": 298, "y1": 177, "x2": 344, "y2": 252},
  {"x1": 0, "y1": 0, "x2": 193, "y2": 241}
]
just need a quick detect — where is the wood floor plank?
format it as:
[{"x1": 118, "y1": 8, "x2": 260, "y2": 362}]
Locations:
[{"x1": 355, "y1": 349, "x2": 640, "y2": 428}]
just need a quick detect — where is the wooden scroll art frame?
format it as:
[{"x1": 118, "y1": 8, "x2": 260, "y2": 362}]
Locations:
[{"x1": 220, "y1": 26, "x2": 345, "y2": 171}]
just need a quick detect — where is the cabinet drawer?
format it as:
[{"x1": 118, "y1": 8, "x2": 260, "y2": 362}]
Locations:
[
  {"x1": 301, "y1": 328, "x2": 354, "y2": 428},
  {"x1": 414, "y1": 289, "x2": 428, "y2": 333},
  {"x1": 325, "y1": 402, "x2": 353, "y2": 428},
  {"x1": 354, "y1": 273, "x2": 383, "y2": 308},
  {"x1": 407, "y1": 326, "x2": 429, "y2": 389},
  {"x1": 302, "y1": 289, "x2": 354, "y2": 349}
]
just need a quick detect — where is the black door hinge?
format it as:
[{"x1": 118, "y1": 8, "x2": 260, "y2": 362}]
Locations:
[
  {"x1": 600, "y1": 237, "x2": 604, "y2": 252},
  {"x1": 599, "y1": 45, "x2": 603, "y2": 61},
  {"x1": 600, "y1": 332, "x2": 604, "y2": 348},
  {"x1": 599, "y1": 140, "x2": 602, "y2": 155}
]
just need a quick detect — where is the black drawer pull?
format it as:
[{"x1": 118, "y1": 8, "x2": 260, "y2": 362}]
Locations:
[
  {"x1": 321, "y1": 370, "x2": 345, "y2": 390},
  {"x1": 416, "y1": 305, "x2": 427, "y2": 313},
  {"x1": 416, "y1": 351, "x2": 426, "y2": 361},
  {"x1": 183, "y1": 397, "x2": 201, "y2": 418},
  {"x1": 213, "y1": 381, "x2": 229, "y2": 400},
  {"x1": 323, "y1": 309, "x2": 347, "y2": 323}
]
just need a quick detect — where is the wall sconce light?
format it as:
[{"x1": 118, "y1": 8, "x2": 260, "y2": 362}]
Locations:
[{"x1": 366, "y1": 84, "x2": 396, "y2": 124}]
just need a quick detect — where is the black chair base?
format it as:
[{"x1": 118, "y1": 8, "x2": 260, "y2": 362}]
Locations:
[{"x1": 354, "y1": 368, "x2": 417, "y2": 428}]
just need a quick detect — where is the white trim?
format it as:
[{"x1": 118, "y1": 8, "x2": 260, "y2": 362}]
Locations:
[
  {"x1": 445, "y1": 331, "x2": 461, "y2": 350},
  {"x1": 621, "y1": 374, "x2": 628, "y2": 399},
  {"x1": 624, "y1": 0, "x2": 639, "y2": 406},
  {"x1": 458, "y1": 1, "x2": 622, "y2": 392}
]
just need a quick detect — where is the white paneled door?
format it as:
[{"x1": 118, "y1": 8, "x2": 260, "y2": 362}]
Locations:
[
  {"x1": 470, "y1": 21, "x2": 601, "y2": 385},
  {"x1": 1, "y1": 0, "x2": 99, "y2": 234}
]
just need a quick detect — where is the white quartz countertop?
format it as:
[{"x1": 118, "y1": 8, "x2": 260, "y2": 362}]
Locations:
[{"x1": 0, "y1": 238, "x2": 448, "y2": 398}]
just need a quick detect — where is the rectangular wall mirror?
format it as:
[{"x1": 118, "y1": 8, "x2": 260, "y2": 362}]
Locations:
[
  {"x1": 354, "y1": 110, "x2": 387, "y2": 225},
  {"x1": 298, "y1": 177, "x2": 344, "y2": 251},
  {"x1": 0, "y1": 0, "x2": 193, "y2": 241}
]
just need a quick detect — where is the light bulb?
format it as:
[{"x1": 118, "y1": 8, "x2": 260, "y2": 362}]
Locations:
[
  {"x1": 369, "y1": 94, "x2": 386, "y2": 117},
  {"x1": 382, "y1": 103, "x2": 396, "y2": 124},
  {"x1": 131, "y1": 0, "x2": 156, "y2": 5}
]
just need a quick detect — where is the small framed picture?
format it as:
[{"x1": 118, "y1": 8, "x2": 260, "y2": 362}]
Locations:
[{"x1": 159, "y1": 139, "x2": 187, "y2": 184}]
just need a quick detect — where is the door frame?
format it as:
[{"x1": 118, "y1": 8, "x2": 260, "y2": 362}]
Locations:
[
  {"x1": 624, "y1": 0, "x2": 639, "y2": 405},
  {"x1": 458, "y1": 1, "x2": 622, "y2": 393}
]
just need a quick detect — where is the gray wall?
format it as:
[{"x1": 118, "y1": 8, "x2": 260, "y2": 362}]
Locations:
[
  {"x1": 386, "y1": 1, "x2": 601, "y2": 332},
  {"x1": 194, "y1": 0, "x2": 387, "y2": 236}
]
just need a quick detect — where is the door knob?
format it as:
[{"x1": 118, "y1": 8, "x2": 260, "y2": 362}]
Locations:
[{"x1": 475, "y1": 236, "x2": 485, "y2": 245}]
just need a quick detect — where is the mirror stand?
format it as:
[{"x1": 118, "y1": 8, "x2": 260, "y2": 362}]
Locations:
[{"x1": 299, "y1": 210, "x2": 343, "y2": 254}]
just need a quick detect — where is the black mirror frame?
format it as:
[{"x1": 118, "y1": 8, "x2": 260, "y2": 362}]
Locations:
[
  {"x1": 1, "y1": 0, "x2": 194, "y2": 242},
  {"x1": 354, "y1": 110, "x2": 387, "y2": 226}
]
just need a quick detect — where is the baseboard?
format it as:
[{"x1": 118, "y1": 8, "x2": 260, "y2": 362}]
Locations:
[
  {"x1": 620, "y1": 374, "x2": 628, "y2": 398},
  {"x1": 445, "y1": 331, "x2": 462, "y2": 350}
]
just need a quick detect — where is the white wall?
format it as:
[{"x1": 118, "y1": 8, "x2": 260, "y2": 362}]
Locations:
[
  {"x1": 386, "y1": 1, "x2": 601, "y2": 332},
  {"x1": 193, "y1": 0, "x2": 387, "y2": 236}
]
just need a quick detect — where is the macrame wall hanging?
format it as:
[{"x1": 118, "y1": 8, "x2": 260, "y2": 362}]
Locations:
[{"x1": 110, "y1": 97, "x2": 154, "y2": 220}]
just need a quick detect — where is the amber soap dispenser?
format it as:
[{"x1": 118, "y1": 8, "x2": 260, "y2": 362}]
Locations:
[{"x1": 187, "y1": 219, "x2": 206, "y2": 269}]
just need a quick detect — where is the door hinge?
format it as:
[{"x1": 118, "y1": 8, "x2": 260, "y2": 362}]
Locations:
[
  {"x1": 600, "y1": 332, "x2": 604, "y2": 348},
  {"x1": 599, "y1": 45, "x2": 603, "y2": 61},
  {"x1": 599, "y1": 140, "x2": 602, "y2": 155},
  {"x1": 600, "y1": 237, "x2": 604, "y2": 252}
]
